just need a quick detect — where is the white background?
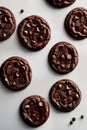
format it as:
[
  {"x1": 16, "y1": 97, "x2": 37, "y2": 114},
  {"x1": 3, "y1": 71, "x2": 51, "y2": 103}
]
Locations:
[{"x1": 0, "y1": 0, "x2": 87, "y2": 130}]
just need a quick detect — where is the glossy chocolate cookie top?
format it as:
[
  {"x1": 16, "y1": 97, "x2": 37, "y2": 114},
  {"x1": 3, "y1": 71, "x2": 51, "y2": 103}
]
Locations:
[
  {"x1": 20, "y1": 95, "x2": 50, "y2": 127},
  {"x1": 18, "y1": 15, "x2": 51, "y2": 51},
  {"x1": 47, "y1": 0, "x2": 76, "y2": 8},
  {"x1": 49, "y1": 79, "x2": 81, "y2": 112},
  {"x1": 48, "y1": 42, "x2": 78, "y2": 74},
  {"x1": 65, "y1": 7, "x2": 87, "y2": 40},
  {"x1": 0, "y1": 56, "x2": 32, "y2": 91},
  {"x1": 0, "y1": 7, "x2": 16, "y2": 41}
]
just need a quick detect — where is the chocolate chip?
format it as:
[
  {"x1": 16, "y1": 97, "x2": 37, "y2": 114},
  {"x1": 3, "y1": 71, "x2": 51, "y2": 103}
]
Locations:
[
  {"x1": 72, "y1": 117, "x2": 76, "y2": 122},
  {"x1": 20, "y1": 9, "x2": 24, "y2": 13},
  {"x1": 69, "y1": 117, "x2": 76, "y2": 126},
  {"x1": 80, "y1": 115, "x2": 84, "y2": 119},
  {"x1": 69, "y1": 121, "x2": 73, "y2": 125}
]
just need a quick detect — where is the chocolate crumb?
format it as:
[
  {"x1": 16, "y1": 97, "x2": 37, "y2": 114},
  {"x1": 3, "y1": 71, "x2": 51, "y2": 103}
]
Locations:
[
  {"x1": 72, "y1": 117, "x2": 76, "y2": 121},
  {"x1": 80, "y1": 115, "x2": 84, "y2": 119},
  {"x1": 69, "y1": 121, "x2": 73, "y2": 125},
  {"x1": 20, "y1": 9, "x2": 24, "y2": 13}
]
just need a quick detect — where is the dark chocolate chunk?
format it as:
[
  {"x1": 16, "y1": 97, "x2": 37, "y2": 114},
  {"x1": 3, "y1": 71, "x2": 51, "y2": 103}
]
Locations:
[
  {"x1": 64, "y1": 7, "x2": 87, "y2": 40},
  {"x1": 0, "y1": 56, "x2": 32, "y2": 91},
  {"x1": 0, "y1": 6, "x2": 16, "y2": 41},
  {"x1": 47, "y1": 0, "x2": 76, "y2": 8},
  {"x1": 49, "y1": 79, "x2": 81, "y2": 112},
  {"x1": 20, "y1": 95, "x2": 50, "y2": 127},
  {"x1": 48, "y1": 41, "x2": 78, "y2": 74},
  {"x1": 17, "y1": 15, "x2": 51, "y2": 51}
]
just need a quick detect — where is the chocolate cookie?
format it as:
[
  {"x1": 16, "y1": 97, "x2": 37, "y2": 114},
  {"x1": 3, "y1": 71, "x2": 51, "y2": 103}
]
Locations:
[
  {"x1": 18, "y1": 15, "x2": 51, "y2": 51},
  {"x1": 0, "y1": 7, "x2": 16, "y2": 41},
  {"x1": 0, "y1": 56, "x2": 32, "y2": 91},
  {"x1": 49, "y1": 79, "x2": 81, "y2": 112},
  {"x1": 20, "y1": 95, "x2": 50, "y2": 127},
  {"x1": 47, "y1": 0, "x2": 75, "y2": 8},
  {"x1": 64, "y1": 7, "x2": 87, "y2": 40},
  {"x1": 48, "y1": 42, "x2": 78, "y2": 74}
]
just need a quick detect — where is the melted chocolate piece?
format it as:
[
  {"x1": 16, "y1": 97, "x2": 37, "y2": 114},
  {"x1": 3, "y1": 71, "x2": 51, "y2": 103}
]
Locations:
[
  {"x1": 49, "y1": 79, "x2": 81, "y2": 112},
  {"x1": 18, "y1": 15, "x2": 51, "y2": 51},
  {"x1": 0, "y1": 56, "x2": 32, "y2": 91},
  {"x1": 48, "y1": 42, "x2": 78, "y2": 74},
  {"x1": 65, "y1": 7, "x2": 87, "y2": 40},
  {"x1": 0, "y1": 6, "x2": 16, "y2": 41},
  {"x1": 20, "y1": 95, "x2": 50, "y2": 127}
]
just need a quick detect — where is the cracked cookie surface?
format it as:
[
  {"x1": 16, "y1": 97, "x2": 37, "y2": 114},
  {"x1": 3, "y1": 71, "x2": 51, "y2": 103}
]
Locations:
[
  {"x1": 47, "y1": 0, "x2": 75, "y2": 8},
  {"x1": 65, "y1": 7, "x2": 87, "y2": 40},
  {"x1": 0, "y1": 56, "x2": 32, "y2": 91},
  {"x1": 49, "y1": 79, "x2": 81, "y2": 112},
  {"x1": 48, "y1": 42, "x2": 78, "y2": 74},
  {"x1": 0, "y1": 6, "x2": 16, "y2": 41},
  {"x1": 20, "y1": 95, "x2": 50, "y2": 127},
  {"x1": 18, "y1": 15, "x2": 51, "y2": 51}
]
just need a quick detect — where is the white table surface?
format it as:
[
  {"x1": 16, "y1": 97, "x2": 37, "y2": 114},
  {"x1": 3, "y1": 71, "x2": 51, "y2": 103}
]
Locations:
[{"x1": 0, "y1": 0, "x2": 87, "y2": 130}]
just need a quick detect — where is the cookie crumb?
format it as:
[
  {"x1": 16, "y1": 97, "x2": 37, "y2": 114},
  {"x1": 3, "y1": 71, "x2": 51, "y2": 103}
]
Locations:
[
  {"x1": 20, "y1": 9, "x2": 24, "y2": 13},
  {"x1": 69, "y1": 121, "x2": 73, "y2": 125},
  {"x1": 72, "y1": 117, "x2": 76, "y2": 122},
  {"x1": 80, "y1": 115, "x2": 84, "y2": 119}
]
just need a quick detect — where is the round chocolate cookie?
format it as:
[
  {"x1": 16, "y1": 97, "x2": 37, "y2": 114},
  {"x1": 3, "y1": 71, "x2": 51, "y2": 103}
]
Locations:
[
  {"x1": 20, "y1": 95, "x2": 50, "y2": 127},
  {"x1": 65, "y1": 7, "x2": 87, "y2": 40},
  {"x1": 18, "y1": 15, "x2": 51, "y2": 51},
  {"x1": 49, "y1": 79, "x2": 81, "y2": 112},
  {"x1": 47, "y1": 0, "x2": 75, "y2": 8},
  {"x1": 0, "y1": 6, "x2": 16, "y2": 41},
  {"x1": 48, "y1": 42, "x2": 78, "y2": 74},
  {"x1": 0, "y1": 56, "x2": 32, "y2": 91}
]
